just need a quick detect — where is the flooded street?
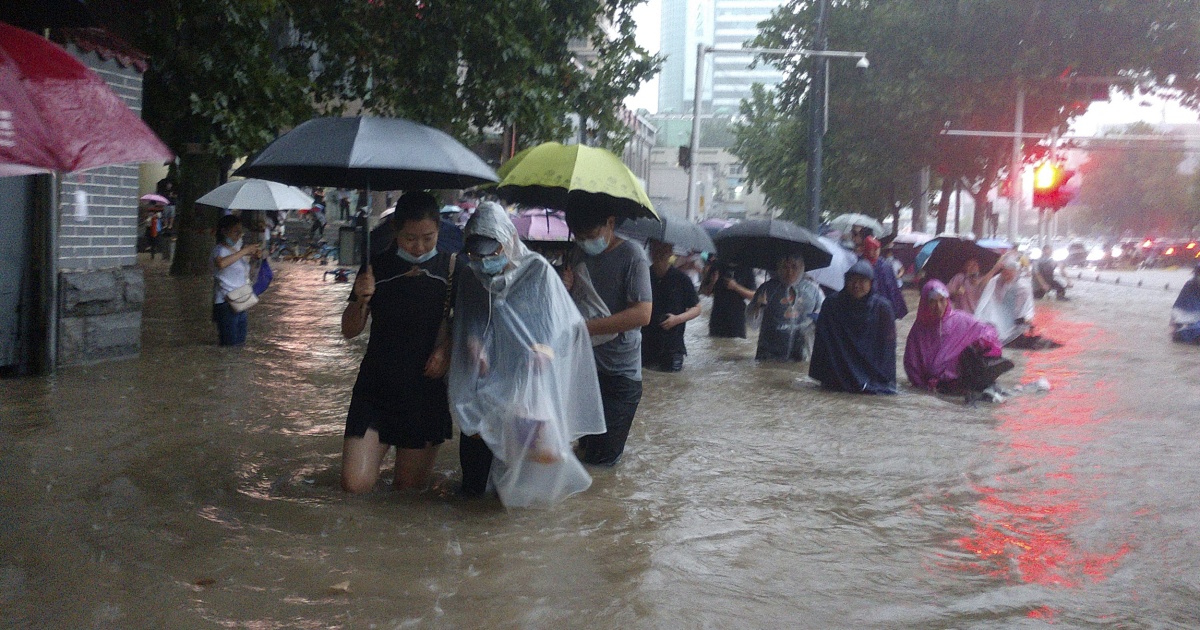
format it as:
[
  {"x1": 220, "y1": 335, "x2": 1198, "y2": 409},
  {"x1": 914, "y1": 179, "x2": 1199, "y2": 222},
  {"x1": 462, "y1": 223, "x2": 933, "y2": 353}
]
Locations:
[{"x1": 3, "y1": 259, "x2": 1199, "y2": 629}]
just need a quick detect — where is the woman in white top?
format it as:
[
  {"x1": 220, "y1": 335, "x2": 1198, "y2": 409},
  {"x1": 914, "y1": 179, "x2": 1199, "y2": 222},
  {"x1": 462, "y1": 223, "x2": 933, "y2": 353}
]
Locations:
[{"x1": 211, "y1": 214, "x2": 261, "y2": 346}]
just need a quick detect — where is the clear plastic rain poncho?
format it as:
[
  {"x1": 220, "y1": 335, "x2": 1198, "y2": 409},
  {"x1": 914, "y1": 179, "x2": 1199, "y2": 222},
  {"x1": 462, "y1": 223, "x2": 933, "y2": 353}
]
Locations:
[{"x1": 448, "y1": 202, "x2": 606, "y2": 508}]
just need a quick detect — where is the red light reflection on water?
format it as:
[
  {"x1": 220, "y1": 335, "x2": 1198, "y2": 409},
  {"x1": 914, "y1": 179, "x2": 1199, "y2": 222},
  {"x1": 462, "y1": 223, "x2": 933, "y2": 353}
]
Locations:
[{"x1": 951, "y1": 309, "x2": 1131, "y2": 602}]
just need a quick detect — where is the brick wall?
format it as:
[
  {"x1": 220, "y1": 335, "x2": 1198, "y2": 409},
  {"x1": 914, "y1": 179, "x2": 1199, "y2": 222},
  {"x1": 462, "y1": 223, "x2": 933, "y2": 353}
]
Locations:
[
  {"x1": 55, "y1": 47, "x2": 147, "y2": 366},
  {"x1": 57, "y1": 48, "x2": 144, "y2": 271}
]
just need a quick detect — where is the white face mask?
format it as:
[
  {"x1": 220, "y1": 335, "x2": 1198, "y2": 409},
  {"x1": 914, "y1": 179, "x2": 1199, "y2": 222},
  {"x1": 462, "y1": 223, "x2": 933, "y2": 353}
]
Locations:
[
  {"x1": 226, "y1": 236, "x2": 243, "y2": 250},
  {"x1": 397, "y1": 247, "x2": 437, "y2": 264},
  {"x1": 580, "y1": 234, "x2": 609, "y2": 256}
]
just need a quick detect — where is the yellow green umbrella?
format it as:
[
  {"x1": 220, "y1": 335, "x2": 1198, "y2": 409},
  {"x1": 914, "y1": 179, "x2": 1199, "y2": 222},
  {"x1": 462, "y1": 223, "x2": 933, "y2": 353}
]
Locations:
[{"x1": 495, "y1": 142, "x2": 658, "y2": 221}]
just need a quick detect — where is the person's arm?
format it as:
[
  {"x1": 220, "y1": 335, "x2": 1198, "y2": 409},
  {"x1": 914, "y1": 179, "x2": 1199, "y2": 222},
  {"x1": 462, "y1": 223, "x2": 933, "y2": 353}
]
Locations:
[
  {"x1": 587, "y1": 302, "x2": 652, "y2": 336},
  {"x1": 214, "y1": 244, "x2": 260, "y2": 270},
  {"x1": 661, "y1": 304, "x2": 702, "y2": 330},
  {"x1": 424, "y1": 320, "x2": 451, "y2": 378},
  {"x1": 698, "y1": 266, "x2": 717, "y2": 296},
  {"x1": 723, "y1": 277, "x2": 756, "y2": 301},
  {"x1": 342, "y1": 265, "x2": 374, "y2": 339}
]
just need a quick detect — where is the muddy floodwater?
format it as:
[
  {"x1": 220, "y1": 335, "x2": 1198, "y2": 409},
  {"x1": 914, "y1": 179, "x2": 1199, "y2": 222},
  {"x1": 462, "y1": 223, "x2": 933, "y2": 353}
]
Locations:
[{"x1": 3, "y1": 259, "x2": 1199, "y2": 629}]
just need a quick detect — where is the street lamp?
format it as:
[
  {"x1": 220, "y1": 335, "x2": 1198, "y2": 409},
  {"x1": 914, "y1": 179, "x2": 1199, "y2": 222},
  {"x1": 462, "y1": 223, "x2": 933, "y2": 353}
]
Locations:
[{"x1": 685, "y1": 44, "x2": 869, "y2": 229}]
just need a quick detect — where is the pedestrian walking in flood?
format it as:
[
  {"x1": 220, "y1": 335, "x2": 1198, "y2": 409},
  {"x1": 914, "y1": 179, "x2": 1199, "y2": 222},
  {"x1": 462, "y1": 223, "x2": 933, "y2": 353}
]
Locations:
[
  {"x1": 210, "y1": 215, "x2": 262, "y2": 346},
  {"x1": 747, "y1": 254, "x2": 823, "y2": 363},
  {"x1": 642, "y1": 240, "x2": 701, "y2": 372},
  {"x1": 448, "y1": 202, "x2": 605, "y2": 506},
  {"x1": 566, "y1": 208, "x2": 653, "y2": 466},
  {"x1": 339, "y1": 191, "x2": 465, "y2": 493}
]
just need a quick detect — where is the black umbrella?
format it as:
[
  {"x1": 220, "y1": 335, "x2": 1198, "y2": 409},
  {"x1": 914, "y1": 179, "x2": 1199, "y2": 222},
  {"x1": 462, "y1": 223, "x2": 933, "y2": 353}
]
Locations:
[
  {"x1": 916, "y1": 237, "x2": 1002, "y2": 284},
  {"x1": 234, "y1": 117, "x2": 498, "y2": 191},
  {"x1": 617, "y1": 212, "x2": 716, "y2": 253},
  {"x1": 713, "y1": 219, "x2": 832, "y2": 271},
  {"x1": 234, "y1": 116, "x2": 498, "y2": 264}
]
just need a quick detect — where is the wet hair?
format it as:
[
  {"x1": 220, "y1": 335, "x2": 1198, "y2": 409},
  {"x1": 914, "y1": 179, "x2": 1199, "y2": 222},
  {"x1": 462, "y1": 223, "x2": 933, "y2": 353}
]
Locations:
[
  {"x1": 216, "y1": 214, "x2": 242, "y2": 238},
  {"x1": 392, "y1": 191, "x2": 440, "y2": 227}
]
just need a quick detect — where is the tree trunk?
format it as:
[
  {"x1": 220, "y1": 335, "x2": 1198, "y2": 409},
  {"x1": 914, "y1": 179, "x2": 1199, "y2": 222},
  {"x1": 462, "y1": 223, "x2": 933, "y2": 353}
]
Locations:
[
  {"x1": 971, "y1": 178, "x2": 993, "y2": 238},
  {"x1": 170, "y1": 153, "x2": 224, "y2": 277},
  {"x1": 935, "y1": 177, "x2": 953, "y2": 234}
]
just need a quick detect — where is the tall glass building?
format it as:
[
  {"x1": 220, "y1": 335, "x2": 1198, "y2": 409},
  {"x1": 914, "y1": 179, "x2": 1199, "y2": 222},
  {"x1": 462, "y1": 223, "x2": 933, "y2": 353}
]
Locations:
[{"x1": 657, "y1": 0, "x2": 785, "y2": 115}]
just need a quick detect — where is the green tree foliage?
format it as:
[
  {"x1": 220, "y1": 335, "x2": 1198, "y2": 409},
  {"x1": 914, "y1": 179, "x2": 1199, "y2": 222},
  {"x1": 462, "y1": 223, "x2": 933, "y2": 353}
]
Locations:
[
  {"x1": 733, "y1": 0, "x2": 1200, "y2": 232},
  {"x1": 1075, "y1": 124, "x2": 1195, "y2": 236},
  {"x1": 93, "y1": 0, "x2": 659, "y2": 274}
]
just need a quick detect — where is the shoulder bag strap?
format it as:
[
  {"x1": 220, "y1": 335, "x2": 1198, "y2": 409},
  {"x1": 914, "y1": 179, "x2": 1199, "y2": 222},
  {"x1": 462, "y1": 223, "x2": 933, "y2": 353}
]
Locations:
[{"x1": 442, "y1": 252, "x2": 456, "y2": 321}]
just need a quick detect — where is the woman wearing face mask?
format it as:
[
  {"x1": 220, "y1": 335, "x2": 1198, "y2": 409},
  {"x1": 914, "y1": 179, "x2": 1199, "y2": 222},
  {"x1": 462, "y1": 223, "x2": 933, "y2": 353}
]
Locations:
[
  {"x1": 448, "y1": 202, "x2": 604, "y2": 507},
  {"x1": 211, "y1": 214, "x2": 261, "y2": 346},
  {"x1": 340, "y1": 191, "x2": 465, "y2": 494}
]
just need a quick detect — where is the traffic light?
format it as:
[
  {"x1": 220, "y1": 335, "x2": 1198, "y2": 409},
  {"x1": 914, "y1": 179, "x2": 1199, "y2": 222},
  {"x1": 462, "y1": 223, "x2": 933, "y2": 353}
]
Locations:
[
  {"x1": 678, "y1": 145, "x2": 692, "y2": 170},
  {"x1": 1031, "y1": 162, "x2": 1077, "y2": 210}
]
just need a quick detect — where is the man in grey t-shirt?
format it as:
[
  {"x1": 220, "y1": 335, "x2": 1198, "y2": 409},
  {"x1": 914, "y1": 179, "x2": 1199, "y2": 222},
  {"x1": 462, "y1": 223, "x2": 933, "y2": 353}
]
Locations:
[{"x1": 568, "y1": 210, "x2": 653, "y2": 466}]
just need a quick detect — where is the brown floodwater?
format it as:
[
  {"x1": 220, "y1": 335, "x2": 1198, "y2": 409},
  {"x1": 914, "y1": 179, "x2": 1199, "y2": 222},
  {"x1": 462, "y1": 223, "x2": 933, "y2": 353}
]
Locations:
[{"x1": 2, "y1": 259, "x2": 1199, "y2": 628}]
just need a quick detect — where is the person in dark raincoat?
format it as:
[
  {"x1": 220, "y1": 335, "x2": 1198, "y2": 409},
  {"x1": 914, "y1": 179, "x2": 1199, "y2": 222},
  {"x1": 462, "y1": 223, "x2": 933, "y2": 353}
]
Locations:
[
  {"x1": 860, "y1": 236, "x2": 908, "y2": 319},
  {"x1": 1170, "y1": 262, "x2": 1200, "y2": 344},
  {"x1": 808, "y1": 260, "x2": 897, "y2": 394}
]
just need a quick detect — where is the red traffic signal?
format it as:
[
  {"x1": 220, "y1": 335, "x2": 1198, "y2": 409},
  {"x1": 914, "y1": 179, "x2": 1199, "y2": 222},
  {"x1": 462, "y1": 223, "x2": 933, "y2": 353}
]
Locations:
[{"x1": 1031, "y1": 162, "x2": 1077, "y2": 211}]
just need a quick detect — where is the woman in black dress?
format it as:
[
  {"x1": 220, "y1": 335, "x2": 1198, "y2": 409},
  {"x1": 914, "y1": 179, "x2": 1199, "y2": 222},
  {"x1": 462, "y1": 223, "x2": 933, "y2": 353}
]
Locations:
[{"x1": 340, "y1": 192, "x2": 464, "y2": 493}]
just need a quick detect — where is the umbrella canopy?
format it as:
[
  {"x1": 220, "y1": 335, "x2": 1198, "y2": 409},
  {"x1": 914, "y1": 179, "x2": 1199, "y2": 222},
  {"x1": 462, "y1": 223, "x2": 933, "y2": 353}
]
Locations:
[
  {"x1": 807, "y1": 236, "x2": 858, "y2": 292},
  {"x1": 234, "y1": 116, "x2": 499, "y2": 191},
  {"x1": 495, "y1": 142, "x2": 657, "y2": 221},
  {"x1": 139, "y1": 193, "x2": 170, "y2": 205},
  {"x1": 916, "y1": 237, "x2": 1002, "y2": 284},
  {"x1": 513, "y1": 208, "x2": 571, "y2": 242},
  {"x1": 713, "y1": 219, "x2": 832, "y2": 272},
  {"x1": 196, "y1": 178, "x2": 314, "y2": 211},
  {"x1": 618, "y1": 212, "x2": 715, "y2": 253},
  {"x1": 827, "y1": 213, "x2": 890, "y2": 239},
  {"x1": 0, "y1": 22, "x2": 173, "y2": 176},
  {"x1": 699, "y1": 217, "x2": 734, "y2": 237}
]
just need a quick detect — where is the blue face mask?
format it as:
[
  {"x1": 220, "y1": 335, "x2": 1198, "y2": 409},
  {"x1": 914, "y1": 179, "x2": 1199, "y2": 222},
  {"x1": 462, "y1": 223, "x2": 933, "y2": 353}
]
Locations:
[
  {"x1": 579, "y1": 235, "x2": 609, "y2": 256},
  {"x1": 397, "y1": 247, "x2": 437, "y2": 264},
  {"x1": 471, "y1": 254, "x2": 509, "y2": 276}
]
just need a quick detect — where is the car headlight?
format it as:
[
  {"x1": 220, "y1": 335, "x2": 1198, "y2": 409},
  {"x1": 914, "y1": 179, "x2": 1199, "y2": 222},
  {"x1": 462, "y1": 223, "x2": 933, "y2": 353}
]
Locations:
[
  {"x1": 1052, "y1": 248, "x2": 1069, "y2": 262},
  {"x1": 1087, "y1": 246, "x2": 1105, "y2": 262},
  {"x1": 1110, "y1": 246, "x2": 1123, "y2": 258}
]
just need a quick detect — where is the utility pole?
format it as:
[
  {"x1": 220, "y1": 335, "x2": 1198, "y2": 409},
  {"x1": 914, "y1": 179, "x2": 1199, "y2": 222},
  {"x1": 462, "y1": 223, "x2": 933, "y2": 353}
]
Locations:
[
  {"x1": 686, "y1": 43, "x2": 706, "y2": 222},
  {"x1": 1008, "y1": 83, "x2": 1025, "y2": 244}
]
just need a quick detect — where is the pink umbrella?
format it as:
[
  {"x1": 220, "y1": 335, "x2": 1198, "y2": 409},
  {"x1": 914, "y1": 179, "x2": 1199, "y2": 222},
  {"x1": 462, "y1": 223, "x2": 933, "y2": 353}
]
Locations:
[
  {"x1": 139, "y1": 193, "x2": 170, "y2": 205},
  {"x1": 516, "y1": 208, "x2": 570, "y2": 241},
  {"x1": 0, "y1": 22, "x2": 173, "y2": 176}
]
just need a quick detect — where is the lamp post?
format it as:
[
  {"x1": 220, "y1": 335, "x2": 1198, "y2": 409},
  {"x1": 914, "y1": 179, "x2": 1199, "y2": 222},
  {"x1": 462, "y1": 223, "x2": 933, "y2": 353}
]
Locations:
[{"x1": 685, "y1": 44, "x2": 868, "y2": 229}]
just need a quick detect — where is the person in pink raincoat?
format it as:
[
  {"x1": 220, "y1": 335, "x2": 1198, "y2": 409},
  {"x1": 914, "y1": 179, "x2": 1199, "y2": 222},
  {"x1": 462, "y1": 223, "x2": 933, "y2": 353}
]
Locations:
[{"x1": 904, "y1": 280, "x2": 1012, "y2": 396}]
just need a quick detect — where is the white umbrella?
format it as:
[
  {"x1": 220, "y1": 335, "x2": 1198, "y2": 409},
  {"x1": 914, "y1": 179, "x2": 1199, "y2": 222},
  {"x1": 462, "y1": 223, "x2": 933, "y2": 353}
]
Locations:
[
  {"x1": 196, "y1": 178, "x2": 314, "y2": 211},
  {"x1": 807, "y1": 236, "x2": 858, "y2": 292},
  {"x1": 828, "y1": 213, "x2": 889, "y2": 239}
]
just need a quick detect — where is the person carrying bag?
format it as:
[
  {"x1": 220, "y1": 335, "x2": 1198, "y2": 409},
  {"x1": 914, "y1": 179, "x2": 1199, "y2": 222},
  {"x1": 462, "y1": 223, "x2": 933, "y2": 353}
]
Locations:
[{"x1": 211, "y1": 215, "x2": 262, "y2": 345}]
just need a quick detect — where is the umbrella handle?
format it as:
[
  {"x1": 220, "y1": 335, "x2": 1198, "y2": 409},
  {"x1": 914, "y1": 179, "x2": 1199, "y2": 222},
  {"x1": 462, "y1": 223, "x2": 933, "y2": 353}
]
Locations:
[{"x1": 361, "y1": 187, "x2": 371, "y2": 267}]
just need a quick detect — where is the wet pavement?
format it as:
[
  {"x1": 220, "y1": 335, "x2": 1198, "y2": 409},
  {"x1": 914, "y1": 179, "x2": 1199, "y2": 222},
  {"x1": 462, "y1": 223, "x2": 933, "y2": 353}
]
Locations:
[{"x1": 2, "y1": 257, "x2": 1199, "y2": 628}]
